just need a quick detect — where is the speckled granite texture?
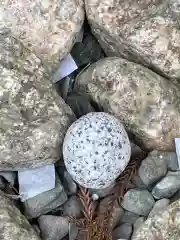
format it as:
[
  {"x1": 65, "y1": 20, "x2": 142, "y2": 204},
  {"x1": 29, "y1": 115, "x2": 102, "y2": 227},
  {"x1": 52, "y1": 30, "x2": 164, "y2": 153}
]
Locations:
[
  {"x1": 85, "y1": 0, "x2": 180, "y2": 81},
  {"x1": 0, "y1": 191, "x2": 40, "y2": 240},
  {"x1": 75, "y1": 57, "x2": 180, "y2": 151},
  {"x1": 0, "y1": 34, "x2": 75, "y2": 170},
  {"x1": 132, "y1": 199, "x2": 180, "y2": 240},
  {"x1": 0, "y1": 0, "x2": 84, "y2": 73},
  {"x1": 63, "y1": 112, "x2": 131, "y2": 189}
]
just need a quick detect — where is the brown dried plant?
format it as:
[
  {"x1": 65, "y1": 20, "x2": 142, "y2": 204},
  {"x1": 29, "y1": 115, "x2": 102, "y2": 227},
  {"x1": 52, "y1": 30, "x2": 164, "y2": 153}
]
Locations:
[{"x1": 71, "y1": 151, "x2": 147, "y2": 240}]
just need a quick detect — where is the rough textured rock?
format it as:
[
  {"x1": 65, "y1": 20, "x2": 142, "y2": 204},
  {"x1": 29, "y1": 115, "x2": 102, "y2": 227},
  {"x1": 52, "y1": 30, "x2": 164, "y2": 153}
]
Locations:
[
  {"x1": 148, "y1": 198, "x2": 170, "y2": 218},
  {"x1": 63, "y1": 112, "x2": 131, "y2": 189},
  {"x1": 0, "y1": 34, "x2": 74, "y2": 170},
  {"x1": 85, "y1": 0, "x2": 180, "y2": 81},
  {"x1": 24, "y1": 175, "x2": 67, "y2": 218},
  {"x1": 132, "y1": 199, "x2": 180, "y2": 240},
  {"x1": 120, "y1": 210, "x2": 140, "y2": 225},
  {"x1": 75, "y1": 57, "x2": 180, "y2": 151},
  {"x1": 121, "y1": 189, "x2": 155, "y2": 216},
  {"x1": 0, "y1": 0, "x2": 84, "y2": 73},
  {"x1": 112, "y1": 223, "x2": 133, "y2": 240},
  {"x1": 152, "y1": 171, "x2": 180, "y2": 199},
  {"x1": 62, "y1": 195, "x2": 82, "y2": 217},
  {"x1": 0, "y1": 191, "x2": 40, "y2": 240},
  {"x1": 133, "y1": 217, "x2": 145, "y2": 237},
  {"x1": 138, "y1": 151, "x2": 167, "y2": 187},
  {"x1": 38, "y1": 215, "x2": 69, "y2": 240}
]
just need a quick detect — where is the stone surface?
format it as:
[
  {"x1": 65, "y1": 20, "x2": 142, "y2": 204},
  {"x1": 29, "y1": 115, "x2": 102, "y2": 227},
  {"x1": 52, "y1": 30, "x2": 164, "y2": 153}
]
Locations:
[
  {"x1": 0, "y1": 34, "x2": 74, "y2": 170},
  {"x1": 90, "y1": 181, "x2": 115, "y2": 199},
  {"x1": 120, "y1": 210, "x2": 140, "y2": 225},
  {"x1": 133, "y1": 217, "x2": 145, "y2": 236},
  {"x1": 138, "y1": 151, "x2": 167, "y2": 187},
  {"x1": 131, "y1": 175, "x2": 147, "y2": 190},
  {"x1": 0, "y1": 171, "x2": 16, "y2": 185},
  {"x1": 0, "y1": 191, "x2": 40, "y2": 240},
  {"x1": 62, "y1": 170, "x2": 77, "y2": 195},
  {"x1": 75, "y1": 57, "x2": 180, "y2": 151},
  {"x1": 62, "y1": 195, "x2": 82, "y2": 217},
  {"x1": 85, "y1": 0, "x2": 180, "y2": 81},
  {"x1": 0, "y1": 0, "x2": 84, "y2": 73},
  {"x1": 148, "y1": 198, "x2": 170, "y2": 218},
  {"x1": 121, "y1": 189, "x2": 155, "y2": 216},
  {"x1": 63, "y1": 112, "x2": 131, "y2": 189},
  {"x1": 24, "y1": 174, "x2": 67, "y2": 218},
  {"x1": 132, "y1": 199, "x2": 180, "y2": 240},
  {"x1": 38, "y1": 215, "x2": 69, "y2": 240},
  {"x1": 152, "y1": 171, "x2": 180, "y2": 199},
  {"x1": 112, "y1": 223, "x2": 133, "y2": 240}
]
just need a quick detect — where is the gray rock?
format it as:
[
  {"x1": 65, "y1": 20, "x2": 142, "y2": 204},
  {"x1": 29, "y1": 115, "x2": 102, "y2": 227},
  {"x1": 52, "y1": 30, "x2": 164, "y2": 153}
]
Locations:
[
  {"x1": 99, "y1": 197, "x2": 124, "y2": 228},
  {"x1": 148, "y1": 198, "x2": 170, "y2": 218},
  {"x1": 24, "y1": 175, "x2": 67, "y2": 219},
  {"x1": 0, "y1": 191, "x2": 40, "y2": 240},
  {"x1": 62, "y1": 170, "x2": 77, "y2": 195},
  {"x1": 86, "y1": 0, "x2": 180, "y2": 81},
  {"x1": 0, "y1": 34, "x2": 75, "y2": 170},
  {"x1": 132, "y1": 199, "x2": 180, "y2": 240},
  {"x1": 131, "y1": 175, "x2": 147, "y2": 190},
  {"x1": 152, "y1": 171, "x2": 180, "y2": 199},
  {"x1": 63, "y1": 112, "x2": 131, "y2": 189},
  {"x1": 0, "y1": 176, "x2": 5, "y2": 190},
  {"x1": 71, "y1": 32, "x2": 104, "y2": 67},
  {"x1": 0, "y1": 0, "x2": 84, "y2": 73},
  {"x1": 90, "y1": 181, "x2": 115, "y2": 199},
  {"x1": 138, "y1": 151, "x2": 167, "y2": 187},
  {"x1": 132, "y1": 217, "x2": 145, "y2": 237},
  {"x1": 121, "y1": 189, "x2": 155, "y2": 216},
  {"x1": 0, "y1": 171, "x2": 16, "y2": 185},
  {"x1": 63, "y1": 195, "x2": 82, "y2": 218},
  {"x1": 69, "y1": 223, "x2": 80, "y2": 240},
  {"x1": 75, "y1": 57, "x2": 180, "y2": 151},
  {"x1": 131, "y1": 143, "x2": 144, "y2": 158},
  {"x1": 120, "y1": 210, "x2": 140, "y2": 225},
  {"x1": 38, "y1": 215, "x2": 69, "y2": 240},
  {"x1": 112, "y1": 223, "x2": 133, "y2": 240}
]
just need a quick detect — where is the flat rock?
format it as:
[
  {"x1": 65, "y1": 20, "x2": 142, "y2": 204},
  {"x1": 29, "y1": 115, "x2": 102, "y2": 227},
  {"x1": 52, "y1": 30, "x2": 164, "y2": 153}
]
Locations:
[
  {"x1": 0, "y1": 0, "x2": 84, "y2": 73},
  {"x1": 62, "y1": 195, "x2": 82, "y2": 217},
  {"x1": 121, "y1": 189, "x2": 155, "y2": 216},
  {"x1": 148, "y1": 198, "x2": 170, "y2": 218},
  {"x1": 75, "y1": 57, "x2": 180, "y2": 151},
  {"x1": 152, "y1": 171, "x2": 180, "y2": 199},
  {"x1": 86, "y1": 0, "x2": 180, "y2": 81},
  {"x1": 112, "y1": 223, "x2": 133, "y2": 240},
  {"x1": 24, "y1": 174, "x2": 67, "y2": 219},
  {"x1": 0, "y1": 34, "x2": 75, "y2": 170},
  {"x1": 138, "y1": 151, "x2": 167, "y2": 187},
  {"x1": 0, "y1": 191, "x2": 40, "y2": 240},
  {"x1": 38, "y1": 215, "x2": 69, "y2": 240},
  {"x1": 132, "y1": 199, "x2": 180, "y2": 240}
]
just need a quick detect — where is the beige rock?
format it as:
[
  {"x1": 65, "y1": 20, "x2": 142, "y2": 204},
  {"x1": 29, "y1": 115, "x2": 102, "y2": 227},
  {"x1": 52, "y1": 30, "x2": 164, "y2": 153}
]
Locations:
[
  {"x1": 0, "y1": 191, "x2": 40, "y2": 240},
  {"x1": 132, "y1": 199, "x2": 180, "y2": 240},
  {"x1": 0, "y1": 0, "x2": 84, "y2": 73},
  {"x1": 85, "y1": 0, "x2": 180, "y2": 81},
  {"x1": 75, "y1": 57, "x2": 180, "y2": 151},
  {"x1": 0, "y1": 34, "x2": 75, "y2": 170}
]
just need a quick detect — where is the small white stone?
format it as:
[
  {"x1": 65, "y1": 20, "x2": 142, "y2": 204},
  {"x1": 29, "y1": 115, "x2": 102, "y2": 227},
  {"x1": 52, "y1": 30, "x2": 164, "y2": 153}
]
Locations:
[{"x1": 63, "y1": 112, "x2": 131, "y2": 189}]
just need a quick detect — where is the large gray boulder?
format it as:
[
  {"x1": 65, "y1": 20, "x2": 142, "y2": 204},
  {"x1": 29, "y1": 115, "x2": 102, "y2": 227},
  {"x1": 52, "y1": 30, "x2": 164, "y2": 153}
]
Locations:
[
  {"x1": 0, "y1": 191, "x2": 40, "y2": 240},
  {"x1": 85, "y1": 0, "x2": 180, "y2": 81},
  {"x1": 0, "y1": 0, "x2": 84, "y2": 73},
  {"x1": 75, "y1": 57, "x2": 180, "y2": 151},
  {"x1": 0, "y1": 34, "x2": 75, "y2": 170}
]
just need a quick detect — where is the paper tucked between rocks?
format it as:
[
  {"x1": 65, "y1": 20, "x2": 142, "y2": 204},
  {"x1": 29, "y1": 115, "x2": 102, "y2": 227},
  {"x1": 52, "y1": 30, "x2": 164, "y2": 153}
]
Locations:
[
  {"x1": 18, "y1": 164, "x2": 55, "y2": 202},
  {"x1": 53, "y1": 54, "x2": 78, "y2": 83}
]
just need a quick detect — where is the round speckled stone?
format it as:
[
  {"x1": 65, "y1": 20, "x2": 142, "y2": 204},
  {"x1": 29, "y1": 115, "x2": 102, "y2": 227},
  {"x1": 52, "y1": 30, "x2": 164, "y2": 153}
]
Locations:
[{"x1": 63, "y1": 112, "x2": 131, "y2": 189}]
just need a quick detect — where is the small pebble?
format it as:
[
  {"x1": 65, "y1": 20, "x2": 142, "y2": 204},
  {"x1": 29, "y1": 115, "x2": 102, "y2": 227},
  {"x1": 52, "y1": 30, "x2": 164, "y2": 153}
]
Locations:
[
  {"x1": 138, "y1": 151, "x2": 167, "y2": 187},
  {"x1": 38, "y1": 215, "x2": 69, "y2": 240},
  {"x1": 121, "y1": 189, "x2": 155, "y2": 216},
  {"x1": 112, "y1": 223, "x2": 133, "y2": 240},
  {"x1": 152, "y1": 171, "x2": 180, "y2": 199},
  {"x1": 148, "y1": 198, "x2": 169, "y2": 218},
  {"x1": 63, "y1": 195, "x2": 82, "y2": 217}
]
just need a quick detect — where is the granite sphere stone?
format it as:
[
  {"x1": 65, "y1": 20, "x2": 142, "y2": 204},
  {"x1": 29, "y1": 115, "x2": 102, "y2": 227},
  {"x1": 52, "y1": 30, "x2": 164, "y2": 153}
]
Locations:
[{"x1": 63, "y1": 112, "x2": 131, "y2": 189}]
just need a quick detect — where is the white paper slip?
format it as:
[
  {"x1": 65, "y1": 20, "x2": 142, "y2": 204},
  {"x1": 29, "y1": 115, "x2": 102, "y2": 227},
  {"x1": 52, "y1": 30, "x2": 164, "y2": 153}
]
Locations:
[
  {"x1": 175, "y1": 138, "x2": 180, "y2": 169},
  {"x1": 18, "y1": 164, "x2": 55, "y2": 202},
  {"x1": 53, "y1": 54, "x2": 78, "y2": 83}
]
